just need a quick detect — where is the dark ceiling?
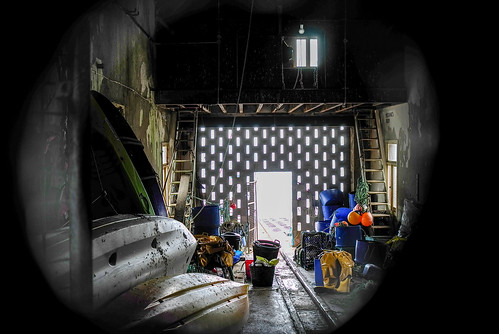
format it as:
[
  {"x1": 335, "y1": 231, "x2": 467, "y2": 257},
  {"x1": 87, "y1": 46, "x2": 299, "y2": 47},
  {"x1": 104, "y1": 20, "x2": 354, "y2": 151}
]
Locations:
[{"x1": 152, "y1": 0, "x2": 411, "y2": 117}]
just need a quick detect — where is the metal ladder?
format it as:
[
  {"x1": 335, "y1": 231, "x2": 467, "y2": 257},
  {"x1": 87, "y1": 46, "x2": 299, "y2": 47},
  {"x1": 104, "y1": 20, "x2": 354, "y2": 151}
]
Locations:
[
  {"x1": 354, "y1": 110, "x2": 392, "y2": 238},
  {"x1": 166, "y1": 110, "x2": 198, "y2": 228}
]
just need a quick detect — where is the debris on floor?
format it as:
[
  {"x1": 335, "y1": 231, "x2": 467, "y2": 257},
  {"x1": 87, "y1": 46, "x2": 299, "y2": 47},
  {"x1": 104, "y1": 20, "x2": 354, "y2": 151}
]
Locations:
[{"x1": 184, "y1": 190, "x2": 420, "y2": 333}]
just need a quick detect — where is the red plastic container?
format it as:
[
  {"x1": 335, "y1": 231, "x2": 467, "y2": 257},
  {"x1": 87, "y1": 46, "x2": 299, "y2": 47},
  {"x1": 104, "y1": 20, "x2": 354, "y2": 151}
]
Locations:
[{"x1": 245, "y1": 259, "x2": 254, "y2": 278}]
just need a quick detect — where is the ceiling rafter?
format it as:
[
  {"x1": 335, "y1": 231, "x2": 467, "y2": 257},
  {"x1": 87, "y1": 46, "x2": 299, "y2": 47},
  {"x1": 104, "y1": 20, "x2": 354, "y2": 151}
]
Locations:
[
  {"x1": 304, "y1": 103, "x2": 324, "y2": 113},
  {"x1": 199, "y1": 104, "x2": 211, "y2": 113},
  {"x1": 319, "y1": 103, "x2": 343, "y2": 113},
  {"x1": 272, "y1": 103, "x2": 284, "y2": 113},
  {"x1": 288, "y1": 103, "x2": 304, "y2": 113},
  {"x1": 333, "y1": 103, "x2": 365, "y2": 113},
  {"x1": 161, "y1": 101, "x2": 398, "y2": 116},
  {"x1": 218, "y1": 104, "x2": 228, "y2": 113}
]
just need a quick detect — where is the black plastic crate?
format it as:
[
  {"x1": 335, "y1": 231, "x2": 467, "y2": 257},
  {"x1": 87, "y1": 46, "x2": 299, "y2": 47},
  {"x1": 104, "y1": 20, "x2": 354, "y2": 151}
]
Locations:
[{"x1": 299, "y1": 231, "x2": 331, "y2": 270}]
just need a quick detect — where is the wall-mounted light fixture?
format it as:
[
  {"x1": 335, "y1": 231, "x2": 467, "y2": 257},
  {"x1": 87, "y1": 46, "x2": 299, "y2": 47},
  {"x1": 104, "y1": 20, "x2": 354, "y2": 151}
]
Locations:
[{"x1": 298, "y1": 24, "x2": 305, "y2": 35}]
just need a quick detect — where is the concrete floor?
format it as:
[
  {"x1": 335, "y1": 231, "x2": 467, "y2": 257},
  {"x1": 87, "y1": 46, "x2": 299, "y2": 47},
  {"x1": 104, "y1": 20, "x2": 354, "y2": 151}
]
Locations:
[
  {"x1": 241, "y1": 257, "x2": 331, "y2": 334},
  {"x1": 236, "y1": 218, "x2": 380, "y2": 334}
]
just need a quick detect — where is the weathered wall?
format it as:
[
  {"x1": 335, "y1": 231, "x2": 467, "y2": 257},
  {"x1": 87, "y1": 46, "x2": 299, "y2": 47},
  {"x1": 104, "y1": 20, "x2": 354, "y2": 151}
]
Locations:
[
  {"x1": 89, "y1": 0, "x2": 170, "y2": 178},
  {"x1": 380, "y1": 44, "x2": 439, "y2": 219}
]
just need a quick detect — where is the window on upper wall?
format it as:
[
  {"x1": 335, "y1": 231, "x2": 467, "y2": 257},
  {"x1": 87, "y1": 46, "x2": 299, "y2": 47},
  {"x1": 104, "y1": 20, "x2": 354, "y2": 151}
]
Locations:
[
  {"x1": 309, "y1": 38, "x2": 318, "y2": 67},
  {"x1": 295, "y1": 37, "x2": 318, "y2": 68},
  {"x1": 386, "y1": 141, "x2": 398, "y2": 214},
  {"x1": 387, "y1": 142, "x2": 397, "y2": 162},
  {"x1": 296, "y1": 38, "x2": 307, "y2": 67}
]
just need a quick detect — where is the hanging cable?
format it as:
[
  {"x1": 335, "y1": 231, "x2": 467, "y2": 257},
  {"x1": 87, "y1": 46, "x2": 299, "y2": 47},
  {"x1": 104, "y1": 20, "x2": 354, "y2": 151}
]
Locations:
[
  {"x1": 281, "y1": 37, "x2": 286, "y2": 90},
  {"x1": 194, "y1": 0, "x2": 254, "y2": 222},
  {"x1": 210, "y1": 0, "x2": 253, "y2": 195},
  {"x1": 293, "y1": 68, "x2": 300, "y2": 89},
  {"x1": 217, "y1": 0, "x2": 221, "y2": 104},
  {"x1": 343, "y1": 0, "x2": 348, "y2": 106},
  {"x1": 236, "y1": 0, "x2": 254, "y2": 106}
]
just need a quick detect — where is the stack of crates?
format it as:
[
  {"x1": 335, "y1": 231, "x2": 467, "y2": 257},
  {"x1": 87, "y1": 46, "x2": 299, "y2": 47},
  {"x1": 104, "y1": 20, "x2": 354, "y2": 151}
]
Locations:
[{"x1": 297, "y1": 231, "x2": 332, "y2": 270}]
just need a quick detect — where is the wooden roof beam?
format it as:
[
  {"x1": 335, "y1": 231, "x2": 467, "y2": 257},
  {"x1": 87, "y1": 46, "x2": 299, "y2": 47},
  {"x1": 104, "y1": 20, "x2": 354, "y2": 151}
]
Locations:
[
  {"x1": 334, "y1": 103, "x2": 365, "y2": 113},
  {"x1": 288, "y1": 103, "x2": 304, "y2": 113},
  {"x1": 319, "y1": 103, "x2": 343, "y2": 113},
  {"x1": 199, "y1": 104, "x2": 211, "y2": 113},
  {"x1": 304, "y1": 103, "x2": 324, "y2": 113},
  {"x1": 218, "y1": 104, "x2": 227, "y2": 113},
  {"x1": 272, "y1": 103, "x2": 284, "y2": 113},
  {"x1": 255, "y1": 104, "x2": 263, "y2": 113}
]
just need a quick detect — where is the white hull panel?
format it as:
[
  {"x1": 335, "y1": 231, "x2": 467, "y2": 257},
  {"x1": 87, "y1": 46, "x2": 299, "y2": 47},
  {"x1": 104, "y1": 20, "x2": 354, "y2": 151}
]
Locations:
[
  {"x1": 40, "y1": 214, "x2": 197, "y2": 308},
  {"x1": 95, "y1": 273, "x2": 250, "y2": 334}
]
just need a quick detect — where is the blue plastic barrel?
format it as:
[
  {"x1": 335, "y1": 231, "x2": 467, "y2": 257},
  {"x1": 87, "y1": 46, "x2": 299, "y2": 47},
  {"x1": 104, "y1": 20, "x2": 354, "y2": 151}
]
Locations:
[
  {"x1": 192, "y1": 205, "x2": 220, "y2": 235},
  {"x1": 331, "y1": 207, "x2": 352, "y2": 225},
  {"x1": 314, "y1": 258, "x2": 324, "y2": 286},
  {"x1": 193, "y1": 226, "x2": 220, "y2": 236},
  {"x1": 322, "y1": 204, "x2": 341, "y2": 220},
  {"x1": 319, "y1": 188, "x2": 344, "y2": 206},
  {"x1": 349, "y1": 192, "x2": 357, "y2": 209},
  {"x1": 334, "y1": 225, "x2": 363, "y2": 248},
  {"x1": 355, "y1": 240, "x2": 387, "y2": 267},
  {"x1": 315, "y1": 220, "x2": 331, "y2": 233},
  {"x1": 192, "y1": 205, "x2": 220, "y2": 226}
]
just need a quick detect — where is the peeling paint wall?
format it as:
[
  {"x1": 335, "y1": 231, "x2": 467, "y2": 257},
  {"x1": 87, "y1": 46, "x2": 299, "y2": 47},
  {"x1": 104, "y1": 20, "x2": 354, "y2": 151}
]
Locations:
[
  {"x1": 89, "y1": 0, "x2": 169, "y2": 179},
  {"x1": 380, "y1": 103, "x2": 410, "y2": 168},
  {"x1": 380, "y1": 44, "x2": 439, "y2": 218}
]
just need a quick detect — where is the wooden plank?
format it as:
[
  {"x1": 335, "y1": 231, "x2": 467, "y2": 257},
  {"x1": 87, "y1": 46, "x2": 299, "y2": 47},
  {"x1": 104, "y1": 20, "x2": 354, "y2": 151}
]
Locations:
[
  {"x1": 303, "y1": 103, "x2": 324, "y2": 113},
  {"x1": 255, "y1": 104, "x2": 263, "y2": 113},
  {"x1": 174, "y1": 174, "x2": 190, "y2": 223},
  {"x1": 218, "y1": 104, "x2": 227, "y2": 113},
  {"x1": 319, "y1": 103, "x2": 342, "y2": 113},
  {"x1": 288, "y1": 103, "x2": 303, "y2": 113}
]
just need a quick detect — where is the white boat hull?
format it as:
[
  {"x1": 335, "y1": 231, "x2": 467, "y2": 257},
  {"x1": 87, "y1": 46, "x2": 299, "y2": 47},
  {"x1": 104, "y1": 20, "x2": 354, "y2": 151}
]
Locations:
[
  {"x1": 40, "y1": 214, "x2": 197, "y2": 308},
  {"x1": 95, "y1": 273, "x2": 250, "y2": 334}
]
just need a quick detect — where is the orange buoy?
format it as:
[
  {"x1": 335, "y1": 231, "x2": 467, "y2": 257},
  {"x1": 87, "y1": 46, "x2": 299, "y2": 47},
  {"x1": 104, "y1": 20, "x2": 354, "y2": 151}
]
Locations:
[
  {"x1": 347, "y1": 211, "x2": 362, "y2": 225},
  {"x1": 361, "y1": 212, "x2": 373, "y2": 227}
]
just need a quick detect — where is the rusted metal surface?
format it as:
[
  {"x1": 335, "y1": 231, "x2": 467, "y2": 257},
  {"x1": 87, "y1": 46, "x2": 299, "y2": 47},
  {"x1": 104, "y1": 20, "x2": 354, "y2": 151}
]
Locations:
[
  {"x1": 95, "y1": 273, "x2": 249, "y2": 333},
  {"x1": 42, "y1": 214, "x2": 197, "y2": 308}
]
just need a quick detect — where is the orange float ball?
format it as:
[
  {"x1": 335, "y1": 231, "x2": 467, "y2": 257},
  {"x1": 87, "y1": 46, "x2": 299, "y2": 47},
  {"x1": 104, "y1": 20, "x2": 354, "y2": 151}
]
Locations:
[
  {"x1": 361, "y1": 212, "x2": 373, "y2": 227},
  {"x1": 347, "y1": 211, "x2": 362, "y2": 225}
]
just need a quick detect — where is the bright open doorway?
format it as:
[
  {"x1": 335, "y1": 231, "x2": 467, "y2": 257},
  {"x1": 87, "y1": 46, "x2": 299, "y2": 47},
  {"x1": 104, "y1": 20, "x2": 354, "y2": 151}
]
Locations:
[{"x1": 254, "y1": 171, "x2": 293, "y2": 252}]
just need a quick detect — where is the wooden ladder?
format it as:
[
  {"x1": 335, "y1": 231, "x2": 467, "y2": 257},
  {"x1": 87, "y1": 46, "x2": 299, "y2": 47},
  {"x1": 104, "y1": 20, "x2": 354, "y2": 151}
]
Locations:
[
  {"x1": 354, "y1": 110, "x2": 393, "y2": 239},
  {"x1": 166, "y1": 110, "x2": 198, "y2": 228}
]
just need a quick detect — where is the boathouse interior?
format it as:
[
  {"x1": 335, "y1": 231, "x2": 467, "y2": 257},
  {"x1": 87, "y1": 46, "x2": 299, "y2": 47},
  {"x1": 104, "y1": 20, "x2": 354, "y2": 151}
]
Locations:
[{"x1": 9, "y1": 0, "x2": 447, "y2": 333}]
